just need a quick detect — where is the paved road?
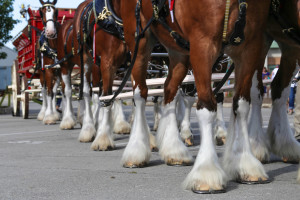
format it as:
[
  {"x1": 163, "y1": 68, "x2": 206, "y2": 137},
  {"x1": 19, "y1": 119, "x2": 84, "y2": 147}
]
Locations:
[{"x1": 0, "y1": 102, "x2": 299, "y2": 200}]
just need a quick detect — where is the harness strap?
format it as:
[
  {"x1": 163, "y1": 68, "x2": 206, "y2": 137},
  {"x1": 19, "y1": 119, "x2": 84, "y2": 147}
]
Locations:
[
  {"x1": 213, "y1": 63, "x2": 235, "y2": 95},
  {"x1": 45, "y1": 52, "x2": 74, "y2": 69},
  {"x1": 64, "y1": 25, "x2": 73, "y2": 54},
  {"x1": 93, "y1": 23, "x2": 97, "y2": 64},
  {"x1": 157, "y1": 18, "x2": 190, "y2": 51},
  {"x1": 228, "y1": 0, "x2": 247, "y2": 45},
  {"x1": 46, "y1": 24, "x2": 74, "y2": 70},
  {"x1": 40, "y1": 34, "x2": 58, "y2": 61},
  {"x1": 30, "y1": 25, "x2": 43, "y2": 35}
]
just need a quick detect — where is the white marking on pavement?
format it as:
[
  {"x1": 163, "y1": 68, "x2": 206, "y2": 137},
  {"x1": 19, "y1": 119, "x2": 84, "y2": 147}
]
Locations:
[
  {"x1": 7, "y1": 140, "x2": 46, "y2": 144},
  {"x1": 0, "y1": 130, "x2": 58, "y2": 137}
]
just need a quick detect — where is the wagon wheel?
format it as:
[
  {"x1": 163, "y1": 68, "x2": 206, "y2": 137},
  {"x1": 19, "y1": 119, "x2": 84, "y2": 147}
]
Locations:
[
  {"x1": 21, "y1": 76, "x2": 29, "y2": 119},
  {"x1": 11, "y1": 61, "x2": 20, "y2": 116}
]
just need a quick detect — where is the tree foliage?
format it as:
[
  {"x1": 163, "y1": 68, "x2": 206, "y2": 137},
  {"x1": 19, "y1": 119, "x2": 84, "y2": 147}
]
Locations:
[{"x1": 0, "y1": 0, "x2": 19, "y2": 59}]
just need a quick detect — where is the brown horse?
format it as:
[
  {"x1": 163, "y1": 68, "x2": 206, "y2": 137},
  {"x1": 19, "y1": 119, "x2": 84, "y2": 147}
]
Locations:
[
  {"x1": 118, "y1": 0, "x2": 271, "y2": 193},
  {"x1": 56, "y1": 18, "x2": 77, "y2": 130},
  {"x1": 248, "y1": 0, "x2": 300, "y2": 180},
  {"x1": 36, "y1": 0, "x2": 61, "y2": 125},
  {"x1": 57, "y1": 0, "x2": 132, "y2": 148}
]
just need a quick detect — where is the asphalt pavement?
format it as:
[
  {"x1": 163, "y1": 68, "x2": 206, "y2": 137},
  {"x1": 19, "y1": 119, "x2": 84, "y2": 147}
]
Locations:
[{"x1": 0, "y1": 101, "x2": 299, "y2": 200}]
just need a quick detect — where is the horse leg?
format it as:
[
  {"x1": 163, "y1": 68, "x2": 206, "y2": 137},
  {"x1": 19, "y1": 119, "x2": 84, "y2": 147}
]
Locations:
[
  {"x1": 153, "y1": 96, "x2": 163, "y2": 131},
  {"x1": 43, "y1": 69, "x2": 56, "y2": 125},
  {"x1": 78, "y1": 59, "x2": 96, "y2": 142},
  {"x1": 91, "y1": 55, "x2": 117, "y2": 150},
  {"x1": 156, "y1": 50, "x2": 193, "y2": 166},
  {"x1": 92, "y1": 92, "x2": 100, "y2": 128},
  {"x1": 176, "y1": 91, "x2": 185, "y2": 125},
  {"x1": 223, "y1": 40, "x2": 268, "y2": 184},
  {"x1": 249, "y1": 71, "x2": 270, "y2": 161},
  {"x1": 126, "y1": 99, "x2": 158, "y2": 150},
  {"x1": 248, "y1": 35, "x2": 273, "y2": 163},
  {"x1": 52, "y1": 74, "x2": 61, "y2": 121},
  {"x1": 112, "y1": 99, "x2": 131, "y2": 134},
  {"x1": 214, "y1": 92, "x2": 227, "y2": 146},
  {"x1": 182, "y1": 43, "x2": 225, "y2": 192},
  {"x1": 121, "y1": 35, "x2": 155, "y2": 167},
  {"x1": 77, "y1": 99, "x2": 85, "y2": 127},
  {"x1": 179, "y1": 93, "x2": 195, "y2": 146},
  {"x1": 37, "y1": 84, "x2": 47, "y2": 121},
  {"x1": 267, "y1": 44, "x2": 300, "y2": 163},
  {"x1": 92, "y1": 63, "x2": 101, "y2": 128},
  {"x1": 60, "y1": 64, "x2": 76, "y2": 129}
]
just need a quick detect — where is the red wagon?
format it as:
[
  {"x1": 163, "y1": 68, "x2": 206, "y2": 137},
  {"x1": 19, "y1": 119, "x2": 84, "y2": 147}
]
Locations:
[{"x1": 10, "y1": 6, "x2": 75, "y2": 118}]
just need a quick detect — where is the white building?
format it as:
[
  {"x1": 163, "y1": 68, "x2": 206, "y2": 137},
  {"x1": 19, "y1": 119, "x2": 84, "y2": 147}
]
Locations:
[{"x1": 0, "y1": 46, "x2": 17, "y2": 90}]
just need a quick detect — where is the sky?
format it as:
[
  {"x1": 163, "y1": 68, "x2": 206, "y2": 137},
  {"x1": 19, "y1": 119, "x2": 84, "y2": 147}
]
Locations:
[{"x1": 5, "y1": 0, "x2": 83, "y2": 49}]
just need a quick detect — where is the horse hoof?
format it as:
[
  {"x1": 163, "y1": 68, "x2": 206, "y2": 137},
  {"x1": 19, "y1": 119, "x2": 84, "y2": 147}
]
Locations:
[
  {"x1": 166, "y1": 159, "x2": 192, "y2": 166},
  {"x1": 151, "y1": 146, "x2": 159, "y2": 152},
  {"x1": 185, "y1": 136, "x2": 194, "y2": 146},
  {"x1": 79, "y1": 136, "x2": 95, "y2": 143},
  {"x1": 282, "y1": 157, "x2": 299, "y2": 164},
  {"x1": 281, "y1": 157, "x2": 299, "y2": 164},
  {"x1": 259, "y1": 159, "x2": 270, "y2": 164},
  {"x1": 123, "y1": 162, "x2": 147, "y2": 168},
  {"x1": 43, "y1": 120, "x2": 56, "y2": 125},
  {"x1": 236, "y1": 176, "x2": 270, "y2": 184},
  {"x1": 192, "y1": 184, "x2": 226, "y2": 194},
  {"x1": 91, "y1": 144, "x2": 114, "y2": 151},
  {"x1": 215, "y1": 136, "x2": 226, "y2": 146},
  {"x1": 44, "y1": 122, "x2": 56, "y2": 125}
]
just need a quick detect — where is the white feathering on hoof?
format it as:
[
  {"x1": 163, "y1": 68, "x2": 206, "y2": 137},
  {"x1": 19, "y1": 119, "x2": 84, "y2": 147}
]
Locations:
[
  {"x1": 78, "y1": 122, "x2": 96, "y2": 143},
  {"x1": 156, "y1": 91, "x2": 193, "y2": 165},
  {"x1": 224, "y1": 99, "x2": 268, "y2": 181},
  {"x1": 249, "y1": 72, "x2": 270, "y2": 162},
  {"x1": 37, "y1": 86, "x2": 47, "y2": 121},
  {"x1": 153, "y1": 97, "x2": 163, "y2": 131},
  {"x1": 60, "y1": 115, "x2": 76, "y2": 129},
  {"x1": 112, "y1": 100, "x2": 131, "y2": 134},
  {"x1": 214, "y1": 102, "x2": 228, "y2": 144},
  {"x1": 60, "y1": 74, "x2": 76, "y2": 129},
  {"x1": 78, "y1": 71, "x2": 96, "y2": 143},
  {"x1": 183, "y1": 108, "x2": 226, "y2": 191},
  {"x1": 91, "y1": 104, "x2": 115, "y2": 151},
  {"x1": 43, "y1": 95, "x2": 57, "y2": 125},
  {"x1": 179, "y1": 96, "x2": 195, "y2": 141},
  {"x1": 121, "y1": 88, "x2": 151, "y2": 166},
  {"x1": 268, "y1": 87, "x2": 300, "y2": 162}
]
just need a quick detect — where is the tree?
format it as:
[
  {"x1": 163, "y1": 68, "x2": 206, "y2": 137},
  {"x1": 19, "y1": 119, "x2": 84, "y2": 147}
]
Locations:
[{"x1": 0, "y1": 0, "x2": 19, "y2": 59}]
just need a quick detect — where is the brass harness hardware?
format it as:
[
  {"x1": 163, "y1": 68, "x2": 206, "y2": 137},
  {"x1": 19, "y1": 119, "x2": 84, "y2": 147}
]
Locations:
[
  {"x1": 97, "y1": 7, "x2": 112, "y2": 21},
  {"x1": 222, "y1": 0, "x2": 231, "y2": 42}
]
